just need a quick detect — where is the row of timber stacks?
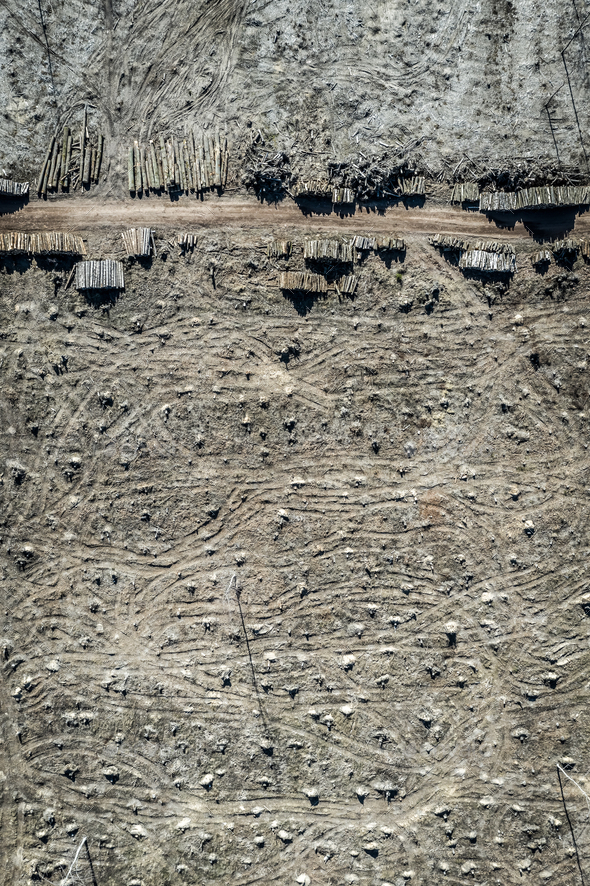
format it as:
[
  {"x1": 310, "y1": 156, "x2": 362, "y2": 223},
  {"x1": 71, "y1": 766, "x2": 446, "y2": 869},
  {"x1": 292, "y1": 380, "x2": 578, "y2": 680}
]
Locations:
[
  {"x1": 430, "y1": 235, "x2": 516, "y2": 273},
  {"x1": 0, "y1": 232, "x2": 86, "y2": 255},
  {"x1": 278, "y1": 270, "x2": 358, "y2": 294},
  {"x1": 0, "y1": 179, "x2": 29, "y2": 198},
  {"x1": 75, "y1": 260, "x2": 124, "y2": 290},
  {"x1": 38, "y1": 109, "x2": 104, "y2": 196},
  {"x1": 451, "y1": 182, "x2": 480, "y2": 203},
  {"x1": 122, "y1": 228, "x2": 152, "y2": 257},
  {"x1": 479, "y1": 185, "x2": 590, "y2": 212},
  {"x1": 128, "y1": 130, "x2": 228, "y2": 194},
  {"x1": 268, "y1": 235, "x2": 405, "y2": 263}
]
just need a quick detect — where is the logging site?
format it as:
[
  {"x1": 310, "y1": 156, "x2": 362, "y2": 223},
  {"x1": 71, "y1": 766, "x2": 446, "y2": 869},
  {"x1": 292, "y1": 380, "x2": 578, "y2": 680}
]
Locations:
[{"x1": 3, "y1": 1, "x2": 590, "y2": 886}]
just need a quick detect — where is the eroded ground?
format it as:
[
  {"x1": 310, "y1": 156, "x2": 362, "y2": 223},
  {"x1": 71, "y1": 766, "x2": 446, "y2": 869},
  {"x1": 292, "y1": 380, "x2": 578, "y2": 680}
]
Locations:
[{"x1": 1, "y1": 224, "x2": 590, "y2": 885}]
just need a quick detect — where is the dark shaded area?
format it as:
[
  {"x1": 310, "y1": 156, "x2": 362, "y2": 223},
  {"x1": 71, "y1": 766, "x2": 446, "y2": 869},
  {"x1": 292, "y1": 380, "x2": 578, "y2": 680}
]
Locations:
[
  {"x1": 0, "y1": 194, "x2": 30, "y2": 215},
  {"x1": 482, "y1": 206, "x2": 586, "y2": 242}
]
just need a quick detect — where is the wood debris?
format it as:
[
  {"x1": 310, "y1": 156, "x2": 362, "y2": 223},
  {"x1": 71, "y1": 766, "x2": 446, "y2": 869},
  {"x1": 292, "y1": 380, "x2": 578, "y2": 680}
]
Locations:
[
  {"x1": 479, "y1": 185, "x2": 590, "y2": 212},
  {"x1": 279, "y1": 271, "x2": 327, "y2": 292},
  {"x1": 128, "y1": 130, "x2": 228, "y2": 195},
  {"x1": 0, "y1": 232, "x2": 86, "y2": 255},
  {"x1": 122, "y1": 228, "x2": 152, "y2": 257},
  {"x1": 303, "y1": 239, "x2": 354, "y2": 263},
  {"x1": 450, "y1": 182, "x2": 479, "y2": 203},
  {"x1": 75, "y1": 260, "x2": 124, "y2": 290},
  {"x1": 579, "y1": 240, "x2": 590, "y2": 258},
  {"x1": 0, "y1": 179, "x2": 29, "y2": 197},
  {"x1": 267, "y1": 239, "x2": 292, "y2": 258}
]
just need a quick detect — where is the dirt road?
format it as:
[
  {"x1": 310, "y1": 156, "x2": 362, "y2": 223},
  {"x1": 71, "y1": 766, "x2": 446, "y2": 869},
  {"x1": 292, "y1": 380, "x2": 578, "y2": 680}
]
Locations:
[{"x1": 1, "y1": 194, "x2": 587, "y2": 241}]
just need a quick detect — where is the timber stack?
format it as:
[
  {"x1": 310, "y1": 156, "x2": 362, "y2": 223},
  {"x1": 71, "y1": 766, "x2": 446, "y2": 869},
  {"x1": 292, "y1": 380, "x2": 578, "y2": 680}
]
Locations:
[
  {"x1": 551, "y1": 238, "x2": 579, "y2": 257},
  {"x1": 335, "y1": 275, "x2": 358, "y2": 295},
  {"x1": 429, "y1": 234, "x2": 470, "y2": 252},
  {"x1": 279, "y1": 271, "x2": 328, "y2": 292},
  {"x1": 303, "y1": 239, "x2": 354, "y2": 263},
  {"x1": 332, "y1": 187, "x2": 356, "y2": 205},
  {"x1": 0, "y1": 179, "x2": 29, "y2": 198},
  {"x1": 127, "y1": 130, "x2": 228, "y2": 195},
  {"x1": 480, "y1": 185, "x2": 590, "y2": 213},
  {"x1": 398, "y1": 176, "x2": 425, "y2": 196},
  {"x1": 376, "y1": 235, "x2": 405, "y2": 251},
  {"x1": 122, "y1": 228, "x2": 152, "y2": 257},
  {"x1": 0, "y1": 232, "x2": 86, "y2": 255},
  {"x1": 267, "y1": 239, "x2": 292, "y2": 258},
  {"x1": 75, "y1": 260, "x2": 124, "y2": 290},
  {"x1": 532, "y1": 250, "x2": 552, "y2": 267},
  {"x1": 451, "y1": 182, "x2": 479, "y2": 203},
  {"x1": 291, "y1": 179, "x2": 332, "y2": 199},
  {"x1": 177, "y1": 234, "x2": 197, "y2": 251},
  {"x1": 37, "y1": 108, "x2": 104, "y2": 196},
  {"x1": 351, "y1": 235, "x2": 377, "y2": 251},
  {"x1": 459, "y1": 247, "x2": 516, "y2": 273}
]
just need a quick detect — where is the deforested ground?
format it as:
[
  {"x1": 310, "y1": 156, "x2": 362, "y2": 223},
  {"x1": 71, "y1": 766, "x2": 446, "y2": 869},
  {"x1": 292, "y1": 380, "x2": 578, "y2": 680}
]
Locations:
[{"x1": 2, "y1": 1, "x2": 590, "y2": 886}]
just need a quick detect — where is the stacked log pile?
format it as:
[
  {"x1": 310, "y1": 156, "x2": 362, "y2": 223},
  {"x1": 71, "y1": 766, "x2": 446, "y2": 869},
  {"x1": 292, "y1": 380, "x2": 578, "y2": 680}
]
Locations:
[
  {"x1": 532, "y1": 250, "x2": 552, "y2": 266},
  {"x1": 551, "y1": 238, "x2": 579, "y2": 257},
  {"x1": 0, "y1": 232, "x2": 86, "y2": 255},
  {"x1": 579, "y1": 240, "x2": 590, "y2": 258},
  {"x1": 459, "y1": 248, "x2": 516, "y2": 273},
  {"x1": 75, "y1": 260, "x2": 124, "y2": 290},
  {"x1": 351, "y1": 235, "x2": 377, "y2": 251},
  {"x1": 127, "y1": 130, "x2": 228, "y2": 195},
  {"x1": 38, "y1": 109, "x2": 104, "y2": 196},
  {"x1": 429, "y1": 234, "x2": 470, "y2": 252},
  {"x1": 451, "y1": 182, "x2": 479, "y2": 203},
  {"x1": 122, "y1": 228, "x2": 152, "y2": 257},
  {"x1": 177, "y1": 234, "x2": 197, "y2": 251},
  {"x1": 431, "y1": 234, "x2": 515, "y2": 272},
  {"x1": 335, "y1": 275, "x2": 358, "y2": 295},
  {"x1": 279, "y1": 271, "x2": 328, "y2": 292},
  {"x1": 303, "y1": 239, "x2": 354, "y2": 263},
  {"x1": 479, "y1": 185, "x2": 590, "y2": 212},
  {"x1": 376, "y1": 236, "x2": 405, "y2": 251},
  {"x1": 292, "y1": 180, "x2": 332, "y2": 198},
  {"x1": 267, "y1": 240, "x2": 292, "y2": 258},
  {"x1": 398, "y1": 176, "x2": 425, "y2": 196},
  {"x1": 332, "y1": 187, "x2": 356, "y2": 205},
  {"x1": 0, "y1": 179, "x2": 29, "y2": 198}
]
